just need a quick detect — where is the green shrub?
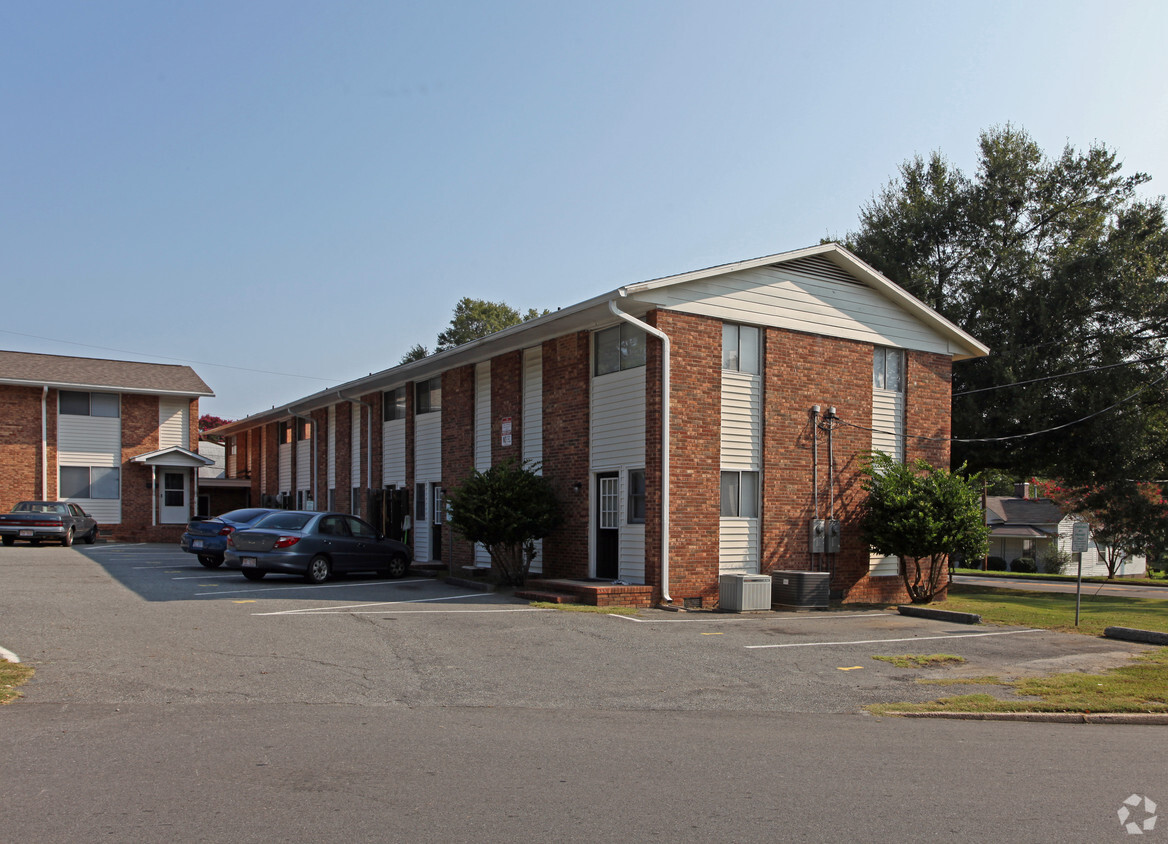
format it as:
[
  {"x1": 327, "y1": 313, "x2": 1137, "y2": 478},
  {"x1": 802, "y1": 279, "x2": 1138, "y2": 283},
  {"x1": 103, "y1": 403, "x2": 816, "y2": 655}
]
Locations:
[
  {"x1": 1011, "y1": 557, "x2": 1037, "y2": 573},
  {"x1": 986, "y1": 556, "x2": 1007, "y2": 571},
  {"x1": 1040, "y1": 549, "x2": 1072, "y2": 575}
]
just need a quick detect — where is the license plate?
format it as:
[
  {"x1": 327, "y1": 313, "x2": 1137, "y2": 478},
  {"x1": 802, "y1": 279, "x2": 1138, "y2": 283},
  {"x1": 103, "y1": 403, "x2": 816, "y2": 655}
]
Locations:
[
  {"x1": 19, "y1": 530, "x2": 33, "y2": 537},
  {"x1": 192, "y1": 539, "x2": 204, "y2": 549},
  {"x1": 241, "y1": 557, "x2": 257, "y2": 568}
]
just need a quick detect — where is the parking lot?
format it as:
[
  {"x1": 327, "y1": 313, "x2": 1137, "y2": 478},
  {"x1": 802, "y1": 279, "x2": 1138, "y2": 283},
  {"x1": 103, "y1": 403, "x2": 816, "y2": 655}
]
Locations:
[{"x1": 0, "y1": 542, "x2": 1153, "y2": 713}]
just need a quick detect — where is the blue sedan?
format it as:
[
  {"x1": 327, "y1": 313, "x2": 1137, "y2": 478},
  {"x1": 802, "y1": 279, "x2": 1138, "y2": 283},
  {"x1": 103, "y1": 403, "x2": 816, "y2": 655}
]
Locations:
[
  {"x1": 224, "y1": 511, "x2": 412, "y2": 583},
  {"x1": 180, "y1": 508, "x2": 277, "y2": 568}
]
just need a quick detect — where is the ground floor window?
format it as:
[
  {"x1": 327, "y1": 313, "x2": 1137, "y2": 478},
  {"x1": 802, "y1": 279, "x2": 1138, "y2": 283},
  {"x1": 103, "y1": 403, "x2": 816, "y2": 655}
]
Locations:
[
  {"x1": 60, "y1": 466, "x2": 120, "y2": 500},
  {"x1": 720, "y1": 471, "x2": 759, "y2": 518}
]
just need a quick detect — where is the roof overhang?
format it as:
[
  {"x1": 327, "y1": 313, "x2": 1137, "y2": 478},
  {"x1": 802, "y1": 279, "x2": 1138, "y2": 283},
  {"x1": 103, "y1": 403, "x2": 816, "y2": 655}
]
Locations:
[
  {"x1": 988, "y1": 525, "x2": 1052, "y2": 538},
  {"x1": 131, "y1": 446, "x2": 215, "y2": 468},
  {"x1": 0, "y1": 376, "x2": 213, "y2": 398}
]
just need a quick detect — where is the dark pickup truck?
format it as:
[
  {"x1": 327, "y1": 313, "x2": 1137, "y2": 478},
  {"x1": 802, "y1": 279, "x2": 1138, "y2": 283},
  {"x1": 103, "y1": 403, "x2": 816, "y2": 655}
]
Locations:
[{"x1": 0, "y1": 501, "x2": 99, "y2": 547}]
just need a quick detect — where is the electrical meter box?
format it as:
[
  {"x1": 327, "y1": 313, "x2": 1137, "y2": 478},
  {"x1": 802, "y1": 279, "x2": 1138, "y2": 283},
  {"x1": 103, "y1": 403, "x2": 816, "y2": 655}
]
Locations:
[{"x1": 809, "y1": 519, "x2": 842, "y2": 553}]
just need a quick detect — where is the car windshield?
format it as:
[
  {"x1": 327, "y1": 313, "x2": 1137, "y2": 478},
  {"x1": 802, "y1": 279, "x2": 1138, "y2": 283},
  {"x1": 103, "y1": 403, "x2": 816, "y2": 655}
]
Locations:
[
  {"x1": 252, "y1": 512, "x2": 312, "y2": 531},
  {"x1": 220, "y1": 508, "x2": 272, "y2": 524},
  {"x1": 12, "y1": 502, "x2": 67, "y2": 514}
]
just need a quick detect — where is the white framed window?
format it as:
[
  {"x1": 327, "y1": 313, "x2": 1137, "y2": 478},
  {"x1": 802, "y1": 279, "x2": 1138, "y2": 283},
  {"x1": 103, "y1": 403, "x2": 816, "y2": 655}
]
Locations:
[
  {"x1": 720, "y1": 471, "x2": 759, "y2": 518},
  {"x1": 599, "y1": 476, "x2": 620, "y2": 528},
  {"x1": 415, "y1": 378, "x2": 441, "y2": 414},
  {"x1": 594, "y1": 324, "x2": 647, "y2": 376},
  {"x1": 722, "y1": 324, "x2": 760, "y2": 374},
  {"x1": 61, "y1": 466, "x2": 121, "y2": 499},
  {"x1": 383, "y1": 386, "x2": 407, "y2": 420},
  {"x1": 627, "y1": 469, "x2": 646, "y2": 524},
  {"x1": 873, "y1": 347, "x2": 904, "y2": 392},
  {"x1": 59, "y1": 391, "x2": 120, "y2": 417}
]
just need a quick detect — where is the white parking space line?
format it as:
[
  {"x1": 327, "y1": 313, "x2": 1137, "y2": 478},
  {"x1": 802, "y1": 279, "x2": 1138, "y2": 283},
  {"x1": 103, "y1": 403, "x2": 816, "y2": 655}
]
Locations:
[
  {"x1": 744, "y1": 628, "x2": 1042, "y2": 649},
  {"x1": 255, "y1": 592, "x2": 498, "y2": 615},
  {"x1": 195, "y1": 577, "x2": 433, "y2": 597},
  {"x1": 0, "y1": 645, "x2": 21, "y2": 664},
  {"x1": 266, "y1": 606, "x2": 554, "y2": 616},
  {"x1": 171, "y1": 574, "x2": 240, "y2": 580},
  {"x1": 611, "y1": 612, "x2": 888, "y2": 624}
]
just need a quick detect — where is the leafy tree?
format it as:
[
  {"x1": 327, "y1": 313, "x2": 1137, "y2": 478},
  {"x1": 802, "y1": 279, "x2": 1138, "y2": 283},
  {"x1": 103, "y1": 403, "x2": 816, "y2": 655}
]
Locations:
[
  {"x1": 400, "y1": 343, "x2": 429, "y2": 364},
  {"x1": 198, "y1": 414, "x2": 235, "y2": 443},
  {"x1": 446, "y1": 459, "x2": 562, "y2": 586},
  {"x1": 844, "y1": 125, "x2": 1168, "y2": 486},
  {"x1": 435, "y1": 298, "x2": 546, "y2": 352},
  {"x1": 860, "y1": 452, "x2": 989, "y2": 603},
  {"x1": 1033, "y1": 478, "x2": 1167, "y2": 578}
]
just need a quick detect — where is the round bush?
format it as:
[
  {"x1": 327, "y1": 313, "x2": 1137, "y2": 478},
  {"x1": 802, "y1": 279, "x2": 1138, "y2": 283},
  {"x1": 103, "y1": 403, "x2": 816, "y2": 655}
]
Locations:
[{"x1": 1011, "y1": 557, "x2": 1037, "y2": 573}]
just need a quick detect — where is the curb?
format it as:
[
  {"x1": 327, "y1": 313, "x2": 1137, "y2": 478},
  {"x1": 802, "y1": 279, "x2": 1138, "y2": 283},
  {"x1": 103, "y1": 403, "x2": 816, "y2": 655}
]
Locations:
[
  {"x1": 896, "y1": 605, "x2": 981, "y2": 625},
  {"x1": 1104, "y1": 627, "x2": 1168, "y2": 646},
  {"x1": 881, "y1": 711, "x2": 1168, "y2": 725}
]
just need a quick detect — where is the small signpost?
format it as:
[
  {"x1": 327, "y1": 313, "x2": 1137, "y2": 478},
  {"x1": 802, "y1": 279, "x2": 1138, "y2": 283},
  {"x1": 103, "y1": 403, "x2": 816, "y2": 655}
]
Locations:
[{"x1": 1071, "y1": 520, "x2": 1091, "y2": 626}]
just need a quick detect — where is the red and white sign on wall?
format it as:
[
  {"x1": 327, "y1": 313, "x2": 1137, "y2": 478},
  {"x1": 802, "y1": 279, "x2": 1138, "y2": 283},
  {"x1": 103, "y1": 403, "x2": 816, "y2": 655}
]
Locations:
[{"x1": 501, "y1": 416, "x2": 512, "y2": 447}]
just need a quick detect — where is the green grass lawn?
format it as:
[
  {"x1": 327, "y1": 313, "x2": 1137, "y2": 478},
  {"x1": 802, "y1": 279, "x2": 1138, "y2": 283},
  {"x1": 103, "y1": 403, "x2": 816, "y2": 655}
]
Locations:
[
  {"x1": 0, "y1": 661, "x2": 33, "y2": 704},
  {"x1": 955, "y1": 567, "x2": 1168, "y2": 588},
  {"x1": 944, "y1": 584, "x2": 1168, "y2": 637}
]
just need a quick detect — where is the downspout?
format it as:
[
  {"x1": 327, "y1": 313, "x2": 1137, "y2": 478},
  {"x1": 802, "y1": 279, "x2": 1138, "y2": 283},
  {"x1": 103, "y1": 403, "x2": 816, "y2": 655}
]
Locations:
[
  {"x1": 41, "y1": 387, "x2": 48, "y2": 500},
  {"x1": 608, "y1": 298, "x2": 672, "y2": 604}
]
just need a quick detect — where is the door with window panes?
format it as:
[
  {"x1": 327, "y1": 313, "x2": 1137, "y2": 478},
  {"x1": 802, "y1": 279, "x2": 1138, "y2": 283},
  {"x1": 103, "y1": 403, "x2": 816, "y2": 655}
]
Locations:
[{"x1": 159, "y1": 470, "x2": 189, "y2": 524}]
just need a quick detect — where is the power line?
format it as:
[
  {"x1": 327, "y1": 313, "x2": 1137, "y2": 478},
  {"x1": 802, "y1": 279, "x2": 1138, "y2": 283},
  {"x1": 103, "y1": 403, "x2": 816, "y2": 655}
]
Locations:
[
  {"x1": 953, "y1": 356, "x2": 1167, "y2": 397},
  {"x1": 840, "y1": 371, "x2": 1168, "y2": 444},
  {"x1": 0, "y1": 329, "x2": 341, "y2": 382}
]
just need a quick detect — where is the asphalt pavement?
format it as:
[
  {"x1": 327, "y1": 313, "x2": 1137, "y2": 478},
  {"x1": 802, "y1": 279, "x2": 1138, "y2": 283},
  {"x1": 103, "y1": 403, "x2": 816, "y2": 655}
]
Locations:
[{"x1": 2, "y1": 542, "x2": 1165, "y2": 842}]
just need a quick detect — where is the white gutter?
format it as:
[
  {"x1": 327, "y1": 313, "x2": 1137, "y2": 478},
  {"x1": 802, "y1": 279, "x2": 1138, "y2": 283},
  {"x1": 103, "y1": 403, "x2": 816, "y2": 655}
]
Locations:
[
  {"x1": 608, "y1": 299, "x2": 672, "y2": 604},
  {"x1": 41, "y1": 387, "x2": 48, "y2": 500}
]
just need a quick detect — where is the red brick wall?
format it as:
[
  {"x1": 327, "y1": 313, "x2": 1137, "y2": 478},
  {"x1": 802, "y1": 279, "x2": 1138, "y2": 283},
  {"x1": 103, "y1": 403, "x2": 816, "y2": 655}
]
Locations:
[
  {"x1": 313, "y1": 408, "x2": 328, "y2": 508},
  {"x1": 117, "y1": 394, "x2": 161, "y2": 540},
  {"x1": 540, "y1": 332, "x2": 591, "y2": 578},
  {"x1": 335, "y1": 404, "x2": 352, "y2": 513},
  {"x1": 654, "y1": 311, "x2": 722, "y2": 605},
  {"x1": 442, "y1": 365, "x2": 476, "y2": 568},
  {"x1": 906, "y1": 351, "x2": 952, "y2": 467},
  {"x1": 0, "y1": 386, "x2": 49, "y2": 508},
  {"x1": 491, "y1": 351, "x2": 523, "y2": 465}
]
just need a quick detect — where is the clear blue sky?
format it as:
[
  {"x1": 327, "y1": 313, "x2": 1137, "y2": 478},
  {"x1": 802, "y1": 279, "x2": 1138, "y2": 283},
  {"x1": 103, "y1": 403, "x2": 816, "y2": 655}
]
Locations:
[{"x1": 3, "y1": 0, "x2": 1166, "y2": 419}]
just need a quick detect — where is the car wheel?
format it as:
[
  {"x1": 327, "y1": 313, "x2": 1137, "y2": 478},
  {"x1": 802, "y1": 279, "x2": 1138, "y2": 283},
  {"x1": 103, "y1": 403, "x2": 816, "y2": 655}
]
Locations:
[
  {"x1": 83, "y1": 527, "x2": 97, "y2": 544},
  {"x1": 242, "y1": 569, "x2": 266, "y2": 581},
  {"x1": 305, "y1": 554, "x2": 332, "y2": 584},
  {"x1": 2, "y1": 536, "x2": 14, "y2": 547},
  {"x1": 384, "y1": 553, "x2": 409, "y2": 579},
  {"x1": 197, "y1": 554, "x2": 223, "y2": 568},
  {"x1": 61, "y1": 528, "x2": 74, "y2": 547}
]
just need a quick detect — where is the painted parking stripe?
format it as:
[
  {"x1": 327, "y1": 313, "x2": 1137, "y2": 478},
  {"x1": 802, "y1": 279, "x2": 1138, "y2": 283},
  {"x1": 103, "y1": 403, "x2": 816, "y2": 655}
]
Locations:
[
  {"x1": 195, "y1": 577, "x2": 433, "y2": 597},
  {"x1": 255, "y1": 592, "x2": 497, "y2": 615},
  {"x1": 264, "y1": 606, "x2": 554, "y2": 616},
  {"x1": 744, "y1": 628, "x2": 1042, "y2": 649},
  {"x1": 611, "y1": 612, "x2": 888, "y2": 623},
  {"x1": 0, "y1": 645, "x2": 21, "y2": 664}
]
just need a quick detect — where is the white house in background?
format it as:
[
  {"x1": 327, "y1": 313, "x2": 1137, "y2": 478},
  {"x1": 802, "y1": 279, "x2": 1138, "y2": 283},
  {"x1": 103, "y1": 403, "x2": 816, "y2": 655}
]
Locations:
[{"x1": 986, "y1": 484, "x2": 1147, "y2": 577}]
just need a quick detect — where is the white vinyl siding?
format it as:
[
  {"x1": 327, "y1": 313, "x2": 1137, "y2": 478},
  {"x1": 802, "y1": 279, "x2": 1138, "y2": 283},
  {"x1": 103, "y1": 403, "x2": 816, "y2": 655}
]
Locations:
[
  {"x1": 522, "y1": 347, "x2": 544, "y2": 572},
  {"x1": 327, "y1": 405, "x2": 337, "y2": 491},
  {"x1": 350, "y1": 403, "x2": 362, "y2": 490},
  {"x1": 414, "y1": 411, "x2": 442, "y2": 562},
  {"x1": 474, "y1": 362, "x2": 491, "y2": 565},
  {"x1": 57, "y1": 413, "x2": 121, "y2": 524},
  {"x1": 720, "y1": 368, "x2": 761, "y2": 574},
  {"x1": 872, "y1": 389, "x2": 905, "y2": 461},
  {"x1": 633, "y1": 256, "x2": 956, "y2": 356},
  {"x1": 591, "y1": 363, "x2": 646, "y2": 582},
  {"x1": 278, "y1": 441, "x2": 292, "y2": 495},
  {"x1": 227, "y1": 437, "x2": 238, "y2": 477},
  {"x1": 869, "y1": 553, "x2": 899, "y2": 577},
  {"x1": 381, "y1": 418, "x2": 406, "y2": 488},
  {"x1": 158, "y1": 397, "x2": 188, "y2": 450}
]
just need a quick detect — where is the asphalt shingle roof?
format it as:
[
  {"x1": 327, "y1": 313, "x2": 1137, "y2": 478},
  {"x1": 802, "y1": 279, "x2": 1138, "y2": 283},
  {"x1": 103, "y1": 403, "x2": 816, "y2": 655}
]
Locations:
[
  {"x1": 0, "y1": 350, "x2": 212, "y2": 396},
  {"x1": 985, "y1": 495, "x2": 1065, "y2": 526}
]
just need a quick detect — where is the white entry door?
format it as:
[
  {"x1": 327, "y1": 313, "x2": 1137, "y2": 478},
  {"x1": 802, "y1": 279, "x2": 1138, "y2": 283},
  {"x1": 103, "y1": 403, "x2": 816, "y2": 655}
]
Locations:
[{"x1": 160, "y1": 470, "x2": 189, "y2": 524}]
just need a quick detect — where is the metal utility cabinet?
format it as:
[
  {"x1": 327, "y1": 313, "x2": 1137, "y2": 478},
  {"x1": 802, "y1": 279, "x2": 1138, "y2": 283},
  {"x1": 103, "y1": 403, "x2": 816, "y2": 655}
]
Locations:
[{"x1": 718, "y1": 574, "x2": 773, "y2": 612}]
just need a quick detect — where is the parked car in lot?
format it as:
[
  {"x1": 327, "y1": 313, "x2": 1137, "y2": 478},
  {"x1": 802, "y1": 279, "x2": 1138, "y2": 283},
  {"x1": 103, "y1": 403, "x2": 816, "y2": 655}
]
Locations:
[
  {"x1": 0, "y1": 501, "x2": 99, "y2": 547},
  {"x1": 224, "y1": 511, "x2": 412, "y2": 583},
  {"x1": 180, "y1": 508, "x2": 278, "y2": 568}
]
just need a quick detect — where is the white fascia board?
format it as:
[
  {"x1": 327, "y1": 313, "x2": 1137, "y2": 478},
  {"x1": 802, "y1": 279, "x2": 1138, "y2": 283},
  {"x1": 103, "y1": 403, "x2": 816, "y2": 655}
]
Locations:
[
  {"x1": 0, "y1": 377, "x2": 213, "y2": 397},
  {"x1": 621, "y1": 242, "x2": 989, "y2": 361}
]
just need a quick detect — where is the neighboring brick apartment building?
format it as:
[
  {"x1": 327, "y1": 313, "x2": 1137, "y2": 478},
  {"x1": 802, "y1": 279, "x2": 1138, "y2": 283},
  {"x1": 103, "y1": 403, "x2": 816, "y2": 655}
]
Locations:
[
  {"x1": 211, "y1": 244, "x2": 987, "y2": 606},
  {"x1": 0, "y1": 351, "x2": 213, "y2": 541}
]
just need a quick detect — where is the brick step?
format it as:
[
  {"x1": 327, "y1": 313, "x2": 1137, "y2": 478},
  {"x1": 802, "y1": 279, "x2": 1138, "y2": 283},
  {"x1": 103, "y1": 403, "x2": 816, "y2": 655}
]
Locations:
[{"x1": 515, "y1": 589, "x2": 578, "y2": 604}]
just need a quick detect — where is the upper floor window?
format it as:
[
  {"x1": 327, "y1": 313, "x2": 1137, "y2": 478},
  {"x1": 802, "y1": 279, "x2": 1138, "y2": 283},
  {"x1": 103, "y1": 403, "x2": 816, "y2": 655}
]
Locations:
[
  {"x1": 594, "y1": 324, "x2": 646, "y2": 376},
  {"x1": 278, "y1": 421, "x2": 292, "y2": 444},
  {"x1": 59, "y1": 390, "x2": 119, "y2": 417},
  {"x1": 722, "y1": 324, "x2": 760, "y2": 374},
  {"x1": 416, "y1": 378, "x2": 441, "y2": 414},
  {"x1": 873, "y1": 347, "x2": 904, "y2": 392},
  {"x1": 383, "y1": 387, "x2": 407, "y2": 421},
  {"x1": 296, "y1": 420, "x2": 311, "y2": 441}
]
